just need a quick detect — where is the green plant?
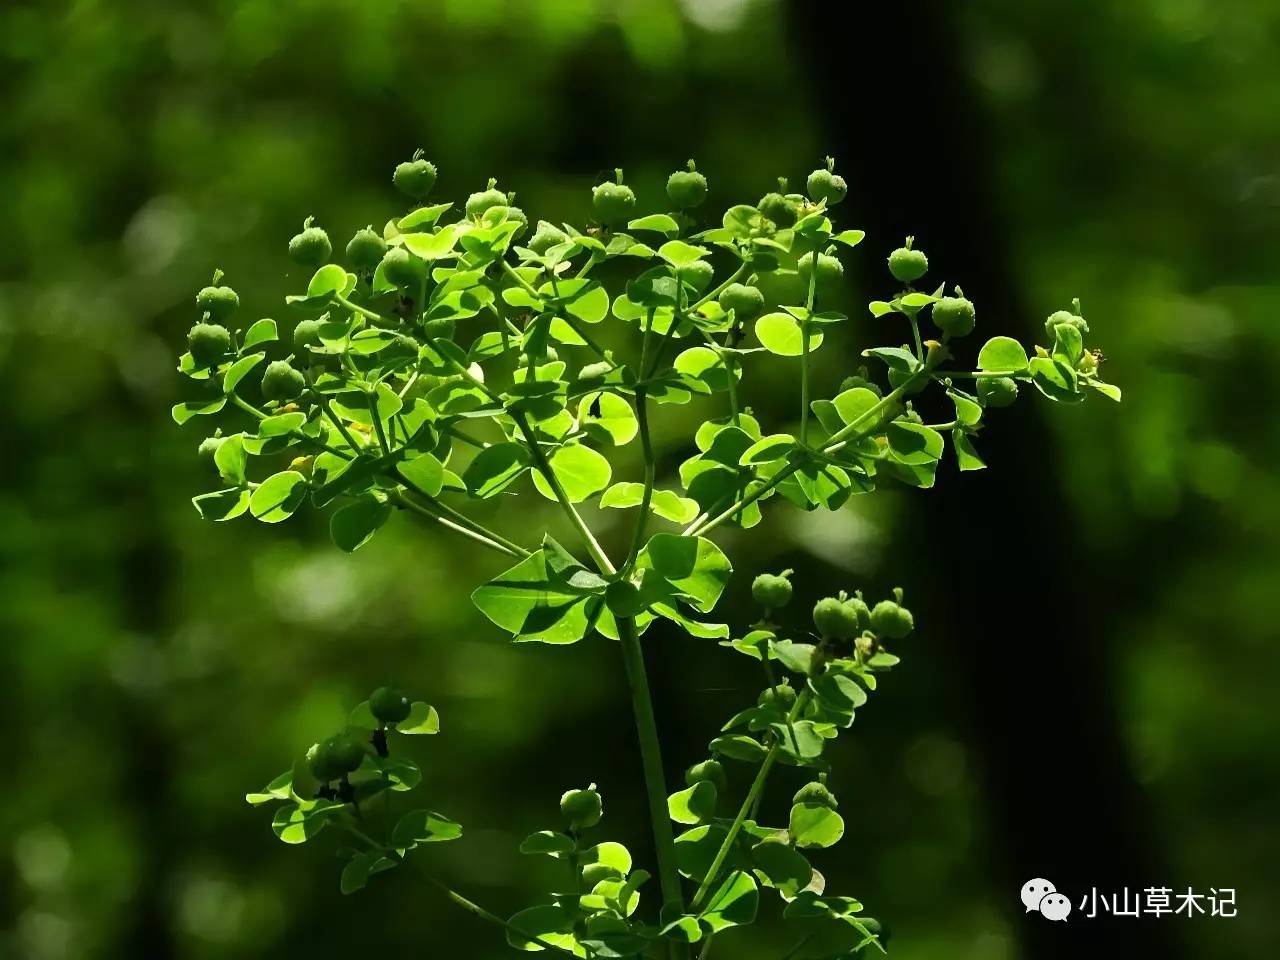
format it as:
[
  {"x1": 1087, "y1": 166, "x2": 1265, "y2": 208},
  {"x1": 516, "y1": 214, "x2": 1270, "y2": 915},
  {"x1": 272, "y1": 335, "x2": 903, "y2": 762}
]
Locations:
[{"x1": 173, "y1": 152, "x2": 1119, "y2": 959}]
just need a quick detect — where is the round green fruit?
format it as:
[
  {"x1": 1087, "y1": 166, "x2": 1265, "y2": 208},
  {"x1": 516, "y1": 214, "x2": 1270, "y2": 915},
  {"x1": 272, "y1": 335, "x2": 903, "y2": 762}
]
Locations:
[
  {"x1": 813, "y1": 596, "x2": 859, "y2": 641},
  {"x1": 870, "y1": 600, "x2": 913, "y2": 640},
  {"x1": 466, "y1": 179, "x2": 508, "y2": 219},
  {"x1": 759, "y1": 683, "x2": 798, "y2": 711},
  {"x1": 577, "y1": 360, "x2": 612, "y2": 383},
  {"x1": 685, "y1": 759, "x2": 727, "y2": 792},
  {"x1": 845, "y1": 596, "x2": 871, "y2": 631},
  {"x1": 307, "y1": 740, "x2": 344, "y2": 783},
  {"x1": 393, "y1": 156, "x2": 437, "y2": 199},
  {"x1": 197, "y1": 435, "x2": 224, "y2": 462},
  {"x1": 798, "y1": 251, "x2": 844, "y2": 287},
  {"x1": 793, "y1": 781, "x2": 838, "y2": 809},
  {"x1": 592, "y1": 180, "x2": 636, "y2": 226},
  {"x1": 293, "y1": 318, "x2": 324, "y2": 349},
  {"x1": 370, "y1": 686, "x2": 412, "y2": 724},
  {"x1": 719, "y1": 283, "x2": 765, "y2": 320},
  {"x1": 806, "y1": 167, "x2": 847, "y2": 206},
  {"x1": 288, "y1": 219, "x2": 331, "y2": 267},
  {"x1": 666, "y1": 162, "x2": 708, "y2": 209},
  {"x1": 977, "y1": 376, "x2": 1018, "y2": 408},
  {"x1": 187, "y1": 322, "x2": 231, "y2": 366},
  {"x1": 680, "y1": 260, "x2": 714, "y2": 292},
  {"x1": 932, "y1": 295, "x2": 976, "y2": 338},
  {"x1": 758, "y1": 191, "x2": 798, "y2": 228},
  {"x1": 329, "y1": 735, "x2": 367, "y2": 775},
  {"x1": 560, "y1": 786, "x2": 603, "y2": 829},
  {"x1": 261, "y1": 360, "x2": 305, "y2": 402},
  {"x1": 888, "y1": 245, "x2": 928, "y2": 283},
  {"x1": 381, "y1": 246, "x2": 426, "y2": 288},
  {"x1": 195, "y1": 285, "x2": 239, "y2": 322},
  {"x1": 528, "y1": 220, "x2": 569, "y2": 255},
  {"x1": 752, "y1": 572, "x2": 793, "y2": 610},
  {"x1": 1044, "y1": 309, "x2": 1089, "y2": 339},
  {"x1": 345, "y1": 226, "x2": 387, "y2": 270}
]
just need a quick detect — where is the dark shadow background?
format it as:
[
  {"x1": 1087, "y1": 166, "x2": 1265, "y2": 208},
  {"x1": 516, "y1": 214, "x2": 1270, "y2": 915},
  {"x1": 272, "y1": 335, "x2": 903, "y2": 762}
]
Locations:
[{"x1": 2, "y1": 1, "x2": 1277, "y2": 958}]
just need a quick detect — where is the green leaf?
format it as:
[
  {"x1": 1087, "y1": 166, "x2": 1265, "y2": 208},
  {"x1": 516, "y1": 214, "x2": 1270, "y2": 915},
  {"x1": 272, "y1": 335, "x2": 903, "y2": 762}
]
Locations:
[
  {"x1": 886, "y1": 421, "x2": 943, "y2": 465},
  {"x1": 638, "y1": 533, "x2": 732, "y2": 613},
  {"x1": 222, "y1": 352, "x2": 266, "y2": 393},
  {"x1": 674, "y1": 346, "x2": 736, "y2": 392},
  {"x1": 399, "y1": 453, "x2": 445, "y2": 497},
  {"x1": 401, "y1": 226, "x2": 459, "y2": 261},
  {"x1": 340, "y1": 852, "x2": 395, "y2": 894},
  {"x1": 246, "y1": 769, "x2": 293, "y2": 805},
  {"x1": 599, "y1": 483, "x2": 699, "y2": 524},
  {"x1": 391, "y1": 810, "x2": 462, "y2": 847},
  {"x1": 751, "y1": 839, "x2": 813, "y2": 898},
  {"x1": 1086, "y1": 378, "x2": 1122, "y2": 401},
  {"x1": 519, "y1": 830, "x2": 575, "y2": 857},
  {"x1": 464, "y1": 442, "x2": 531, "y2": 498},
  {"x1": 582, "y1": 841, "x2": 633, "y2": 876},
  {"x1": 977, "y1": 336, "x2": 1029, "y2": 373},
  {"x1": 192, "y1": 488, "x2": 250, "y2": 522},
  {"x1": 1029, "y1": 356, "x2": 1083, "y2": 403},
  {"x1": 700, "y1": 870, "x2": 758, "y2": 932},
  {"x1": 789, "y1": 804, "x2": 845, "y2": 849},
  {"x1": 249, "y1": 470, "x2": 308, "y2": 523},
  {"x1": 657, "y1": 239, "x2": 710, "y2": 269},
  {"x1": 628, "y1": 213, "x2": 681, "y2": 237},
  {"x1": 506, "y1": 904, "x2": 578, "y2": 953},
  {"x1": 213, "y1": 434, "x2": 248, "y2": 485},
  {"x1": 330, "y1": 496, "x2": 391, "y2": 552},
  {"x1": 1052, "y1": 322, "x2": 1084, "y2": 366},
  {"x1": 668, "y1": 780, "x2": 717, "y2": 825},
  {"x1": 397, "y1": 701, "x2": 440, "y2": 734},
  {"x1": 740, "y1": 434, "x2": 795, "y2": 466},
  {"x1": 471, "y1": 547, "x2": 607, "y2": 645},
  {"x1": 578, "y1": 392, "x2": 637, "y2": 446},
  {"x1": 832, "y1": 229, "x2": 865, "y2": 248},
  {"x1": 398, "y1": 203, "x2": 453, "y2": 232},
  {"x1": 952, "y1": 429, "x2": 986, "y2": 471},
  {"x1": 544, "y1": 278, "x2": 609, "y2": 324},
  {"x1": 171, "y1": 397, "x2": 226, "y2": 425},
  {"x1": 307, "y1": 264, "x2": 349, "y2": 298},
  {"x1": 242, "y1": 318, "x2": 279, "y2": 349},
  {"x1": 531, "y1": 444, "x2": 612, "y2": 503},
  {"x1": 755, "y1": 312, "x2": 823, "y2": 357},
  {"x1": 271, "y1": 798, "x2": 340, "y2": 844},
  {"x1": 709, "y1": 734, "x2": 769, "y2": 763}
]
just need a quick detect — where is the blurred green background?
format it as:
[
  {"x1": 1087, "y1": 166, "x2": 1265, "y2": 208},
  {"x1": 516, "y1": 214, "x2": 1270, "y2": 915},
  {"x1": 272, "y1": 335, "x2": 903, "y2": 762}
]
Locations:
[{"x1": 3, "y1": 0, "x2": 1277, "y2": 958}]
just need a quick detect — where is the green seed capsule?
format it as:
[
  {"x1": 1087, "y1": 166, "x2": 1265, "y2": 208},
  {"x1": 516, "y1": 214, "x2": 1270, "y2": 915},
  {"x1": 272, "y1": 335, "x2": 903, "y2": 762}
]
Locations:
[
  {"x1": 370, "y1": 686, "x2": 412, "y2": 724},
  {"x1": 197, "y1": 435, "x2": 224, "y2": 462},
  {"x1": 307, "y1": 740, "x2": 345, "y2": 783},
  {"x1": 195, "y1": 285, "x2": 239, "y2": 322},
  {"x1": 381, "y1": 246, "x2": 426, "y2": 289},
  {"x1": 666, "y1": 161, "x2": 708, "y2": 209},
  {"x1": 839, "y1": 374, "x2": 882, "y2": 397},
  {"x1": 932, "y1": 295, "x2": 976, "y2": 338},
  {"x1": 560, "y1": 786, "x2": 603, "y2": 829},
  {"x1": 719, "y1": 283, "x2": 765, "y2": 320},
  {"x1": 592, "y1": 179, "x2": 636, "y2": 226},
  {"x1": 870, "y1": 600, "x2": 913, "y2": 640},
  {"x1": 528, "y1": 220, "x2": 569, "y2": 255},
  {"x1": 187, "y1": 322, "x2": 231, "y2": 366},
  {"x1": 680, "y1": 260, "x2": 714, "y2": 292},
  {"x1": 684, "y1": 759, "x2": 727, "y2": 792},
  {"x1": 805, "y1": 167, "x2": 847, "y2": 206},
  {"x1": 845, "y1": 596, "x2": 871, "y2": 631},
  {"x1": 1044, "y1": 309, "x2": 1089, "y2": 339},
  {"x1": 758, "y1": 191, "x2": 798, "y2": 228},
  {"x1": 393, "y1": 155, "x2": 437, "y2": 199},
  {"x1": 288, "y1": 218, "x2": 331, "y2": 267},
  {"x1": 977, "y1": 376, "x2": 1018, "y2": 408},
  {"x1": 798, "y1": 251, "x2": 844, "y2": 288},
  {"x1": 261, "y1": 360, "x2": 305, "y2": 402},
  {"x1": 577, "y1": 360, "x2": 612, "y2": 383},
  {"x1": 466, "y1": 178, "x2": 508, "y2": 219},
  {"x1": 752, "y1": 572, "x2": 793, "y2": 610},
  {"x1": 888, "y1": 242, "x2": 928, "y2": 283},
  {"x1": 329, "y1": 735, "x2": 367, "y2": 775},
  {"x1": 813, "y1": 596, "x2": 859, "y2": 641},
  {"x1": 293, "y1": 318, "x2": 324, "y2": 349},
  {"x1": 345, "y1": 226, "x2": 387, "y2": 270},
  {"x1": 793, "y1": 781, "x2": 838, "y2": 809}
]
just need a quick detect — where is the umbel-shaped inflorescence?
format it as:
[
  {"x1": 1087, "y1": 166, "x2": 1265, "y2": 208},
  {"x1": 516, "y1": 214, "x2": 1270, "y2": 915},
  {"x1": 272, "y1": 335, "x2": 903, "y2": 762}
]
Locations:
[{"x1": 177, "y1": 152, "x2": 1119, "y2": 958}]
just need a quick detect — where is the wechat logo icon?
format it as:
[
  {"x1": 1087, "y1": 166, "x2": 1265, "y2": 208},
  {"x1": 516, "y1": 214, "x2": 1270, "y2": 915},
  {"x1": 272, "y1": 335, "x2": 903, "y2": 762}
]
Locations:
[{"x1": 1022, "y1": 878, "x2": 1071, "y2": 922}]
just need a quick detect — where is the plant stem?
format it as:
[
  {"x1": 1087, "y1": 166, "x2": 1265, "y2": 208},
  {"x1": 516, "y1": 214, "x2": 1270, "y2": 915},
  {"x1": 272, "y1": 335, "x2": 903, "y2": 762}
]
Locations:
[
  {"x1": 690, "y1": 689, "x2": 813, "y2": 910},
  {"x1": 799, "y1": 246, "x2": 819, "y2": 446},
  {"x1": 617, "y1": 616, "x2": 685, "y2": 924},
  {"x1": 690, "y1": 261, "x2": 746, "y2": 312},
  {"x1": 392, "y1": 491, "x2": 526, "y2": 560},
  {"x1": 625, "y1": 387, "x2": 655, "y2": 570}
]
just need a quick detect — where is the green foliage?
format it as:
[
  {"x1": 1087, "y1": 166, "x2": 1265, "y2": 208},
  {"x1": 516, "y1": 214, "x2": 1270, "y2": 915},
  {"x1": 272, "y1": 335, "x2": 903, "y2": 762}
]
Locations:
[{"x1": 175, "y1": 153, "x2": 1119, "y2": 957}]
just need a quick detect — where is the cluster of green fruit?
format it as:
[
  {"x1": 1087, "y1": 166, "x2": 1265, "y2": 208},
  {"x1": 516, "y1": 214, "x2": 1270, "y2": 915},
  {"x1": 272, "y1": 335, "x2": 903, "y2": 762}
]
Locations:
[
  {"x1": 306, "y1": 685, "x2": 412, "y2": 786},
  {"x1": 752, "y1": 571, "x2": 913, "y2": 646}
]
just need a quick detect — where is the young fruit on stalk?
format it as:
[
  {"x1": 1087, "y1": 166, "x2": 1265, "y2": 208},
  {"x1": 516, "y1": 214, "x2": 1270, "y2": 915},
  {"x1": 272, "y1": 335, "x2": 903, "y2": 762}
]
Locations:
[
  {"x1": 759, "y1": 178, "x2": 799, "y2": 228},
  {"x1": 799, "y1": 249, "x2": 844, "y2": 289},
  {"x1": 466, "y1": 179, "x2": 509, "y2": 219},
  {"x1": 805, "y1": 156, "x2": 847, "y2": 206},
  {"x1": 345, "y1": 226, "x2": 387, "y2": 271},
  {"x1": 195, "y1": 274, "x2": 239, "y2": 322},
  {"x1": 392, "y1": 150, "x2": 437, "y2": 199},
  {"x1": 308, "y1": 735, "x2": 366, "y2": 783},
  {"x1": 813, "y1": 596, "x2": 859, "y2": 641},
  {"x1": 370, "y1": 686, "x2": 412, "y2": 725},
  {"x1": 560, "y1": 785, "x2": 603, "y2": 829},
  {"x1": 870, "y1": 597, "x2": 914, "y2": 640},
  {"x1": 932, "y1": 288, "x2": 976, "y2": 338},
  {"x1": 261, "y1": 360, "x2": 305, "y2": 402},
  {"x1": 888, "y1": 237, "x2": 928, "y2": 283},
  {"x1": 978, "y1": 376, "x2": 1019, "y2": 409},
  {"x1": 685, "y1": 759, "x2": 727, "y2": 793},
  {"x1": 719, "y1": 283, "x2": 766, "y2": 320},
  {"x1": 752, "y1": 570, "x2": 793, "y2": 611},
  {"x1": 187, "y1": 322, "x2": 231, "y2": 366},
  {"x1": 592, "y1": 170, "x2": 636, "y2": 226},
  {"x1": 381, "y1": 246, "x2": 427, "y2": 289},
  {"x1": 793, "y1": 781, "x2": 838, "y2": 809},
  {"x1": 666, "y1": 159, "x2": 708, "y2": 210},
  {"x1": 288, "y1": 217, "x2": 331, "y2": 267},
  {"x1": 528, "y1": 220, "x2": 568, "y2": 255}
]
